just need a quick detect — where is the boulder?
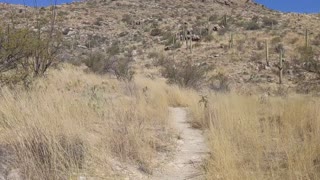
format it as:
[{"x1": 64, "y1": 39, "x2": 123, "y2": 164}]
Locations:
[{"x1": 192, "y1": 35, "x2": 200, "y2": 41}]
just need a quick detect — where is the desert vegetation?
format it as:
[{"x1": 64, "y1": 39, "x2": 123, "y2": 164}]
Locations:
[
  {"x1": 0, "y1": 0, "x2": 320, "y2": 179},
  {"x1": 190, "y1": 94, "x2": 320, "y2": 179},
  {"x1": 0, "y1": 64, "x2": 197, "y2": 179}
]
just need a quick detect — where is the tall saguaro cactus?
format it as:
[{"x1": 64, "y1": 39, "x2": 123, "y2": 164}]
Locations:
[
  {"x1": 207, "y1": 16, "x2": 211, "y2": 36},
  {"x1": 278, "y1": 50, "x2": 284, "y2": 84},
  {"x1": 305, "y1": 29, "x2": 309, "y2": 48},
  {"x1": 223, "y1": 14, "x2": 227, "y2": 26},
  {"x1": 190, "y1": 32, "x2": 193, "y2": 53},
  {"x1": 265, "y1": 39, "x2": 269, "y2": 66},
  {"x1": 229, "y1": 33, "x2": 234, "y2": 49},
  {"x1": 184, "y1": 26, "x2": 188, "y2": 49}
]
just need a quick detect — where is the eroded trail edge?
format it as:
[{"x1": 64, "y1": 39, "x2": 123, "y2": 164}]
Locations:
[{"x1": 152, "y1": 107, "x2": 208, "y2": 180}]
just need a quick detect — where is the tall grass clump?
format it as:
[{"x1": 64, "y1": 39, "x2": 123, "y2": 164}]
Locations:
[
  {"x1": 0, "y1": 64, "x2": 194, "y2": 179},
  {"x1": 190, "y1": 94, "x2": 320, "y2": 179}
]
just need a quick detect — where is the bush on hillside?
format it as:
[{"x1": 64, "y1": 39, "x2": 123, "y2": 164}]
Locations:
[
  {"x1": 161, "y1": 59, "x2": 212, "y2": 89},
  {"x1": 246, "y1": 21, "x2": 260, "y2": 30},
  {"x1": 0, "y1": 24, "x2": 61, "y2": 85},
  {"x1": 150, "y1": 28, "x2": 162, "y2": 36},
  {"x1": 262, "y1": 17, "x2": 278, "y2": 27},
  {"x1": 84, "y1": 53, "x2": 135, "y2": 81}
]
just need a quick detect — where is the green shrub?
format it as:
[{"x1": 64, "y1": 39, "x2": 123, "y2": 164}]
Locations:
[
  {"x1": 209, "y1": 14, "x2": 219, "y2": 22},
  {"x1": 161, "y1": 60, "x2": 212, "y2": 89},
  {"x1": 0, "y1": 24, "x2": 61, "y2": 85},
  {"x1": 107, "y1": 42, "x2": 121, "y2": 56},
  {"x1": 299, "y1": 46, "x2": 314, "y2": 62},
  {"x1": 209, "y1": 73, "x2": 230, "y2": 92},
  {"x1": 246, "y1": 21, "x2": 260, "y2": 30},
  {"x1": 121, "y1": 14, "x2": 133, "y2": 24},
  {"x1": 262, "y1": 17, "x2": 278, "y2": 27},
  {"x1": 312, "y1": 34, "x2": 320, "y2": 46},
  {"x1": 150, "y1": 28, "x2": 162, "y2": 36},
  {"x1": 204, "y1": 34, "x2": 214, "y2": 42},
  {"x1": 84, "y1": 53, "x2": 134, "y2": 81}
]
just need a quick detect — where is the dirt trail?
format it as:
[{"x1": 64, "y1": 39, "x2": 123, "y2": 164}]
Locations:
[{"x1": 152, "y1": 107, "x2": 208, "y2": 180}]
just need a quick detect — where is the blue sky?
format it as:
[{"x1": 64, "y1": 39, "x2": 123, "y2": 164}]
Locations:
[
  {"x1": 0, "y1": 0, "x2": 73, "y2": 7},
  {"x1": 0, "y1": 0, "x2": 319, "y2": 13},
  {"x1": 255, "y1": 0, "x2": 320, "y2": 13}
]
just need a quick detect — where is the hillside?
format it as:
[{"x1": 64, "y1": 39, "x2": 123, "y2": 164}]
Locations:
[{"x1": 2, "y1": 0, "x2": 320, "y2": 94}]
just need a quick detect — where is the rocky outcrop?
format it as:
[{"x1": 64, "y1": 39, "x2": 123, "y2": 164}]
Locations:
[{"x1": 216, "y1": 0, "x2": 252, "y2": 6}]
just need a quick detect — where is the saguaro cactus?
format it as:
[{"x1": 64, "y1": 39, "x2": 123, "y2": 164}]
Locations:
[
  {"x1": 278, "y1": 50, "x2": 284, "y2": 84},
  {"x1": 223, "y1": 14, "x2": 227, "y2": 26},
  {"x1": 229, "y1": 33, "x2": 234, "y2": 49},
  {"x1": 265, "y1": 39, "x2": 269, "y2": 66},
  {"x1": 305, "y1": 29, "x2": 309, "y2": 47},
  {"x1": 190, "y1": 33, "x2": 193, "y2": 53},
  {"x1": 207, "y1": 16, "x2": 211, "y2": 35},
  {"x1": 184, "y1": 26, "x2": 188, "y2": 49}
]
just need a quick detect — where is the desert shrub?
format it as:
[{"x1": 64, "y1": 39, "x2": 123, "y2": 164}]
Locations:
[
  {"x1": 274, "y1": 43, "x2": 285, "y2": 53},
  {"x1": 107, "y1": 42, "x2": 120, "y2": 56},
  {"x1": 148, "y1": 51, "x2": 166, "y2": 66},
  {"x1": 312, "y1": 33, "x2": 320, "y2": 46},
  {"x1": 161, "y1": 60, "x2": 212, "y2": 89},
  {"x1": 57, "y1": 11, "x2": 69, "y2": 17},
  {"x1": 162, "y1": 33, "x2": 181, "y2": 49},
  {"x1": 246, "y1": 21, "x2": 260, "y2": 30},
  {"x1": 250, "y1": 52, "x2": 263, "y2": 61},
  {"x1": 83, "y1": 53, "x2": 110, "y2": 73},
  {"x1": 219, "y1": 15, "x2": 228, "y2": 27},
  {"x1": 84, "y1": 53, "x2": 134, "y2": 81},
  {"x1": 85, "y1": 34, "x2": 108, "y2": 48},
  {"x1": 209, "y1": 73, "x2": 230, "y2": 92},
  {"x1": 262, "y1": 17, "x2": 278, "y2": 27},
  {"x1": 0, "y1": 24, "x2": 61, "y2": 85},
  {"x1": 290, "y1": 37, "x2": 299, "y2": 44},
  {"x1": 218, "y1": 26, "x2": 229, "y2": 36},
  {"x1": 299, "y1": 46, "x2": 314, "y2": 62},
  {"x1": 271, "y1": 36, "x2": 281, "y2": 44},
  {"x1": 93, "y1": 17, "x2": 103, "y2": 26},
  {"x1": 150, "y1": 28, "x2": 162, "y2": 36},
  {"x1": 256, "y1": 41, "x2": 264, "y2": 50},
  {"x1": 121, "y1": 14, "x2": 133, "y2": 24},
  {"x1": 204, "y1": 34, "x2": 214, "y2": 42},
  {"x1": 209, "y1": 14, "x2": 219, "y2": 22},
  {"x1": 298, "y1": 46, "x2": 319, "y2": 75},
  {"x1": 113, "y1": 57, "x2": 135, "y2": 81}
]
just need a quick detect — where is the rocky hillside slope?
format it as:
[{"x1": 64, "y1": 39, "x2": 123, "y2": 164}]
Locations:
[{"x1": 1, "y1": 0, "x2": 320, "y2": 95}]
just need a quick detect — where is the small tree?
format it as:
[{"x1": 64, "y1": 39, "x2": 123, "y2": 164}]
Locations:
[
  {"x1": 0, "y1": 3, "x2": 61, "y2": 85},
  {"x1": 161, "y1": 59, "x2": 212, "y2": 89}
]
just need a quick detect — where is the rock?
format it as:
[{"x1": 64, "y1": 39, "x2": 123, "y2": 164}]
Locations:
[
  {"x1": 77, "y1": 45, "x2": 88, "y2": 49},
  {"x1": 265, "y1": 65, "x2": 271, "y2": 70},
  {"x1": 118, "y1": 31, "x2": 128, "y2": 37},
  {"x1": 67, "y1": 30, "x2": 77, "y2": 36},
  {"x1": 131, "y1": 50, "x2": 137, "y2": 56},
  {"x1": 62, "y1": 28, "x2": 71, "y2": 35},
  {"x1": 7, "y1": 169, "x2": 21, "y2": 180},
  {"x1": 191, "y1": 35, "x2": 200, "y2": 41},
  {"x1": 212, "y1": 24, "x2": 220, "y2": 31}
]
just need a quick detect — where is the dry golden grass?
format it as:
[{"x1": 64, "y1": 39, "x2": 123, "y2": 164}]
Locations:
[
  {"x1": 190, "y1": 94, "x2": 320, "y2": 179},
  {"x1": 0, "y1": 64, "x2": 195, "y2": 179}
]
